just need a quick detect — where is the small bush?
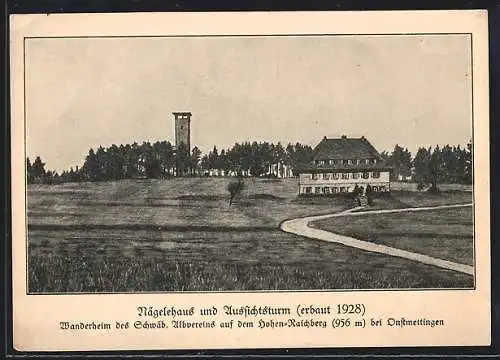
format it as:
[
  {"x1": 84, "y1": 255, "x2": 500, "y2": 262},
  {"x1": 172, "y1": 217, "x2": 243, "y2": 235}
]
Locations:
[{"x1": 227, "y1": 178, "x2": 245, "y2": 206}]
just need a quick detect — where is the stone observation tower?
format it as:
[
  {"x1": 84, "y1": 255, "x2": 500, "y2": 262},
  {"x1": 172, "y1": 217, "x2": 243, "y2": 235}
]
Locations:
[{"x1": 172, "y1": 112, "x2": 191, "y2": 153}]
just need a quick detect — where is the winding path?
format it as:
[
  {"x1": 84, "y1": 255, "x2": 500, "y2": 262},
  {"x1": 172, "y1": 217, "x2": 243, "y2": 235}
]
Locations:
[{"x1": 280, "y1": 203, "x2": 474, "y2": 275}]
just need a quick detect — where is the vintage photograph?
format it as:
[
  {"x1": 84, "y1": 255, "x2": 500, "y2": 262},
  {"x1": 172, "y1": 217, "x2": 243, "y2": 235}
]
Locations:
[
  {"x1": 11, "y1": 11, "x2": 490, "y2": 351},
  {"x1": 25, "y1": 33, "x2": 474, "y2": 294}
]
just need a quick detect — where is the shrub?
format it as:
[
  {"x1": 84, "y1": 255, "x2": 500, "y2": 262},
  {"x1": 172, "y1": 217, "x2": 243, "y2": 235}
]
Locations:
[
  {"x1": 365, "y1": 184, "x2": 374, "y2": 206},
  {"x1": 227, "y1": 178, "x2": 245, "y2": 206}
]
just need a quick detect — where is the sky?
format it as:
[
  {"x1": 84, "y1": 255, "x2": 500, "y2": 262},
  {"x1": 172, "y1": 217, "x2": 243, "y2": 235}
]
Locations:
[{"x1": 25, "y1": 34, "x2": 472, "y2": 172}]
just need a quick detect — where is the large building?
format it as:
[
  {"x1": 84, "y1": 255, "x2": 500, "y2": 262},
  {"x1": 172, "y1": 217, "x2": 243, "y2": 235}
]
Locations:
[{"x1": 297, "y1": 136, "x2": 392, "y2": 195}]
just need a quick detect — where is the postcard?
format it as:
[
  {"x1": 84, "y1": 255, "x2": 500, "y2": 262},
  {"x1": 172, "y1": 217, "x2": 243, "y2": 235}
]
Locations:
[{"x1": 10, "y1": 10, "x2": 490, "y2": 350}]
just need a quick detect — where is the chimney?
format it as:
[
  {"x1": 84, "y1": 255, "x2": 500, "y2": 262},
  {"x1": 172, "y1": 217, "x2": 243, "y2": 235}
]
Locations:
[
  {"x1": 341, "y1": 135, "x2": 347, "y2": 139},
  {"x1": 323, "y1": 136, "x2": 327, "y2": 141}
]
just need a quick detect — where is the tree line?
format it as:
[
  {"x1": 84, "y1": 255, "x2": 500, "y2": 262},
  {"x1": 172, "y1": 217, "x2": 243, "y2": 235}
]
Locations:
[
  {"x1": 380, "y1": 141, "x2": 473, "y2": 188},
  {"x1": 26, "y1": 140, "x2": 314, "y2": 184},
  {"x1": 200, "y1": 142, "x2": 314, "y2": 177},
  {"x1": 26, "y1": 139, "x2": 473, "y2": 188}
]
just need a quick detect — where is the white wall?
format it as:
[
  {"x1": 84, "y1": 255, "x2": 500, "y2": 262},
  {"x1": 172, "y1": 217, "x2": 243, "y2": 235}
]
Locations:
[
  {"x1": 298, "y1": 171, "x2": 390, "y2": 194},
  {"x1": 299, "y1": 171, "x2": 389, "y2": 185}
]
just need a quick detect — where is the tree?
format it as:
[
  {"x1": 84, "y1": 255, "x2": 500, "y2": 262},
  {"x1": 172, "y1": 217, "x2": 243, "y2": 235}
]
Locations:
[
  {"x1": 208, "y1": 145, "x2": 219, "y2": 171},
  {"x1": 227, "y1": 177, "x2": 245, "y2": 206},
  {"x1": 285, "y1": 143, "x2": 295, "y2": 166},
  {"x1": 68, "y1": 167, "x2": 76, "y2": 183},
  {"x1": 200, "y1": 154, "x2": 210, "y2": 173},
  {"x1": 82, "y1": 149, "x2": 100, "y2": 181},
  {"x1": 387, "y1": 144, "x2": 412, "y2": 181},
  {"x1": 271, "y1": 142, "x2": 286, "y2": 177},
  {"x1": 175, "y1": 142, "x2": 190, "y2": 177},
  {"x1": 145, "y1": 156, "x2": 162, "y2": 178},
  {"x1": 291, "y1": 143, "x2": 314, "y2": 175},
  {"x1": 428, "y1": 145, "x2": 443, "y2": 192},
  {"x1": 365, "y1": 184, "x2": 374, "y2": 206},
  {"x1": 352, "y1": 184, "x2": 361, "y2": 198},
  {"x1": 240, "y1": 142, "x2": 252, "y2": 175},
  {"x1": 26, "y1": 157, "x2": 33, "y2": 184},
  {"x1": 189, "y1": 146, "x2": 202, "y2": 175},
  {"x1": 464, "y1": 139, "x2": 473, "y2": 184},
  {"x1": 218, "y1": 149, "x2": 232, "y2": 175},
  {"x1": 31, "y1": 156, "x2": 46, "y2": 181},
  {"x1": 413, "y1": 147, "x2": 432, "y2": 189},
  {"x1": 250, "y1": 142, "x2": 266, "y2": 176},
  {"x1": 379, "y1": 151, "x2": 390, "y2": 162},
  {"x1": 107, "y1": 144, "x2": 126, "y2": 180}
]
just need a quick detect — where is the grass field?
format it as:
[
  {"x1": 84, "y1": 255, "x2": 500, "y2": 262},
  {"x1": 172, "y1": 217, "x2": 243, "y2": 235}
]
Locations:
[
  {"x1": 354, "y1": 190, "x2": 472, "y2": 211},
  {"x1": 27, "y1": 178, "x2": 474, "y2": 292},
  {"x1": 310, "y1": 207, "x2": 474, "y2": 266}
]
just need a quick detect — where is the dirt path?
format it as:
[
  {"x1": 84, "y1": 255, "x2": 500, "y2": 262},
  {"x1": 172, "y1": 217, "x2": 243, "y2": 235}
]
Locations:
[{"x1": 280, "y1": 203, "x2": 474, "y2": 275}]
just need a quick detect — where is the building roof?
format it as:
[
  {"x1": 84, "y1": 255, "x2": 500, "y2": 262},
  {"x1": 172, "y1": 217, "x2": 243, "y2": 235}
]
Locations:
[
  {"x1": 295, "y1": 135, "x2": 391, "y2": 173},
  {"x1": 311, "y1": 136, "x2": 384, "y2": 161}
]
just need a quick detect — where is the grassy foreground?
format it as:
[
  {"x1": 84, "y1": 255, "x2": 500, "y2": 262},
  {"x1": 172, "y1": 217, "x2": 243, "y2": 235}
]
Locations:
[
  {"x1": 27, "y1": 178, "x2": 474, "y2": 292},
  {"x1": 29, "y1": 253, "x2": 472, "y2": 293}
]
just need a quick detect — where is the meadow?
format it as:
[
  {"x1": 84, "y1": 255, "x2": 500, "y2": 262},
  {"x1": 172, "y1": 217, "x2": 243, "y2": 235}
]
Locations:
[
  {"x1": 27, "y1": 178, "x2": 474, "y2": 292},
  {"x1": 310, "y1": 206, "x2": 474, "y2": 266}
]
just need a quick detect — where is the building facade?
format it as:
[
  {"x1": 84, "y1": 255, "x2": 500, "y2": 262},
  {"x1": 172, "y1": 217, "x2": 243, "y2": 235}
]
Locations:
[{"x1": 297, "y1": 136, "x2": 391, "y2": 195}]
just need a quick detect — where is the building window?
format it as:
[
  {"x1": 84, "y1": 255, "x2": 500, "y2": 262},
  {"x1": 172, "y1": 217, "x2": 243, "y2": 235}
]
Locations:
[
  {"x1": 372, "y1": 186, "x2": 378, "y2": 192},
  {"x1": 364, "y1": 159, "x2": 369, "y2": 164},
  {"x1": 312, "y1": 173, "x2": 318, "y2": 180},
  {"x1": 340, "y1": 186, "x2": 346, "y2": 193},
  {"x1": 352, "y1": 172, "x2": 360, "y2": 179},
  {"x1": 329, "y1": 160, "x2": 334, "y2": 165},
  {"x1": 362, "y1": 172, "x2": 369, "y2": 179},
  {"x1": 356, "y1": 159, "x2": 360, "y2": 165},
  {"x1": 332, "y1": 173, "x2": 339, "y2": 180},
  {"x1": 347, "y1": 159, "x2": 352, "y2": 165},
  {"x1": 323, "y1": 187, "x2": 330, "y2": 194},
  {"x1": 379, "y1": 186, "x2": 386, "y2": 192},
  {"x1": 332, "y1": 187, "x2": 338, "y2": 193},
  {"x1": 315, "y1": 187, "x2": 322, "y2": 194},
  {"x1": 372, "y1": 171, "x2": 380, "y2": 178},
  {"x1": 324, "y1": 173, "x2": 331, "y2": 180},
  {"x1": 341, "y1": 173, "x2": 349, "y2": 180},
  {"x1": 342, "y1": 159, "x2": 349, "y2": 165},
  {"x1": 373, "y1": 159, "x2": 378, "y2": 164},
  {"x1": 317, "y1": 173, "x2": 323, "y2": 180},
  {"x1": 318, "y1": 160, "x2": 325, "y2": 166},
  {"x1": 305, "y1": 187, "x2": 312, "y2": 194}
]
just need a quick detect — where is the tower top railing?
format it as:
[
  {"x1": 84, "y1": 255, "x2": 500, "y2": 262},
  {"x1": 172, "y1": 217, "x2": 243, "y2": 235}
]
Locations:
[{"x1": 172, "y1": 112, "x2": 192, "y2": 118}]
